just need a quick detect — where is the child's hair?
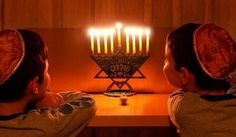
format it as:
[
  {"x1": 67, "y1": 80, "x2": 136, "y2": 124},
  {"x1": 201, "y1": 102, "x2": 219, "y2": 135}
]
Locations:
[
  {"x1": 167, "y1": 23, "x2": 230, "y2": 91},
  {"x1": 0, "y1": 30, "x2": 48, "y2": 102}
]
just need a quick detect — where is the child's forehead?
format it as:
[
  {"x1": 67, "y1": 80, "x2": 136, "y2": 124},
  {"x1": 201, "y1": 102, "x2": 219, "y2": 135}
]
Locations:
[
  {"x1": 165, "y1": 40, "x2": 174, "y2": 53},
  {"x1": 164, "y1": 42, "x2": 169, "y2": 53},
  {"x1": 164, "y1": 43, "x2": 173, "y2": 59}
]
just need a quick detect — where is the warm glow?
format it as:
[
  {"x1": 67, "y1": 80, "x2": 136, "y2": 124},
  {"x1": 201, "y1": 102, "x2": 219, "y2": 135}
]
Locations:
[
  {"x1": 137, "y1": 29, "x2": 143, "y2": 55},
  {"x1": 131, "y1": 28, "x2": 136, "y2": 55},
  {"x1": 125, "y1": 27, "x2": 131, "y2": 54},
  {"x1": 95, "y1": 30, "x2": 101, "y2": 54},
  {"x1": 116, "y1": 22, "x2": 122, "y2": 48},
  {"x1": 102, "y1": 29, "x2": 109, "y2": 54},
  {"x1": 145, "y1": 28, "x2": 151, "y2": 55},
  {"x1": 88, "y1": 28, "x2": 95, "y2": 54},
  {"x1": 109, "y1": 28, "x2": 115, "y2": 54},
  {"x1": 88, "y1": 23, "x2": 151, "y2": 55}
]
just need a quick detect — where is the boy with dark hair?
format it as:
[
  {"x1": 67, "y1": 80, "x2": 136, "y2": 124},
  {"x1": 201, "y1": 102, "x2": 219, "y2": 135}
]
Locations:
[
  {"x1": 0, "y1": 29, "x2": 96, "y2": 137},
  {"x1": 163, "y1": 23, "x2": 236, "y2": 137}
]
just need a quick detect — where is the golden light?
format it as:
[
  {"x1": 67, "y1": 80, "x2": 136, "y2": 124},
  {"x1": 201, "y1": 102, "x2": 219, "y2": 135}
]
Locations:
[
  {"x1": 102, "y1": 29, "x2": 109, "y2": 54},
  {"x1": 125, "y1": 27, "x2": 131, "y2": 54},
  {"x1": 95, "y1": 29, "x2": 101, "y2": 54},
  {"x1": 88, "y1": 23, "x2": 151, "y2": 55},
  {"x1": 88, "y1": 28, "x2": 95, "y2": 54},
  {"x1": 145, "y1": 28, "x2": 151, "y2": 55},
  {"x1": 131, "y1": 27, "x2": 136, "y2": 55},
  {"x1": 116, "y1": 22, "x2": 123, "y2": 48},
  {"x1": 137, "y1": 29, "x2": 144, "y2": 55},
  {"x1": 108, "y1": 28, "x2": 115, "y2": 54}
]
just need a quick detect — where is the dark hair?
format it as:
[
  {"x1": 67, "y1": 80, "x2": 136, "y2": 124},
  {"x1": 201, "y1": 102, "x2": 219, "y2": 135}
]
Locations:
[
  {"x1": 0, "y1": 30, "x2": 48, "y2": 102},
  {"x1": 167, "y1": 23, "x2": 230, "y2": 91}
]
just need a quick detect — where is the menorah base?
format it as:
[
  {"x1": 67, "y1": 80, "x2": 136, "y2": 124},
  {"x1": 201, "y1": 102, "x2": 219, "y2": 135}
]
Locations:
[
  {"x1": 104, "y1": 89, "x2": 136, "y2": 97},
  {"x1": 91, "y1": 52, "x2": 150, "y2": 97}
]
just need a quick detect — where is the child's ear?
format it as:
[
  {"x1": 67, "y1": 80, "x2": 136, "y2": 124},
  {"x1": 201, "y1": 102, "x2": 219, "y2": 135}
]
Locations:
[
  {"x1": 179, "y1": 67, "x2": 194, "y2": 86},
  {"x1": 26, "y1": 77, "x2": 39, "y2": 95}
]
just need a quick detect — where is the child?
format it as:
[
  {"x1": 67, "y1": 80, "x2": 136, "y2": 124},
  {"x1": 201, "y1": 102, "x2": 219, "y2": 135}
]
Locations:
[
  {"x1": 163, "y1": 23, "x2": 236, "y2": 137},
  {"x1": 0, "y1": 29, "x2": 96, "y2": 137}
]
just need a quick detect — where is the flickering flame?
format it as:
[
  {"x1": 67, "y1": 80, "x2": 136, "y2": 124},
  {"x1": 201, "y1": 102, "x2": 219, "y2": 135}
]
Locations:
[{"x1": 88, "y1": 23, "x2": 151, "y2": 55}]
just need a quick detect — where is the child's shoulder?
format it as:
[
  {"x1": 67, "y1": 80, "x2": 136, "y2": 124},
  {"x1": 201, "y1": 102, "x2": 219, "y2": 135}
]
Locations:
[{"x1": 169, "y1": 89, "x2": 185, "y2": 98}]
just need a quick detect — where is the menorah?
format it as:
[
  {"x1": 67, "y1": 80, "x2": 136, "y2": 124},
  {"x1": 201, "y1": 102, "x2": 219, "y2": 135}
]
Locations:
[{"x1": 88, "y1": 23, "x2": 150, "y2": 96}]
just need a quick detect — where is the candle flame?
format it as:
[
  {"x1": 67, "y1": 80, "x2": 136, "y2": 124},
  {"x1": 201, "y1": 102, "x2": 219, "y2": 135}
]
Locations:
[
  {"x1": 95, "y1": 29, "x2": 101, "y2": 36},
  {"x1": 109, "y1": 28, "x2": 115, "y2": 35},
  {"x1": 137, "y1": 29, "x2": 143, "y2": 36},
  {"x1": 88, "y1": 28, "x2": 95, "y2": 36},
  {"x1": 88, "y1": 23, "x2": 151, "y2": 56},
  {"x1": 125, "y1": 27, "x2": 131, "y2": 34},
  {"x1": 102, "y1": 29, "x2": 109, "y2": 36},
  {"x1": 145, "y1": 28, "x2": 151, "y2": 36},
  {"x1": 116, "y1": 22, "x2": 122, "y2": 29}
]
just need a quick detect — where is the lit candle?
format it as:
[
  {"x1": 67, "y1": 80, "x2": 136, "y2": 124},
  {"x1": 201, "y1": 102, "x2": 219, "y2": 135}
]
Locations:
[
  {"x1": 116, "y1": 23, "x2": 122, "y2": 48},
  {"x1": 138, "y1": 29, "x2": 143, "y2": 55},
  {"x1": 88, "y1": 28, "x2": 95, "y2": 54},
  {"x1": 120, "y1": 93, "x2": 128, "y2": 105},
  {"x1": 95, "y1": 30, "x2": 101, "y2": 54},
  {"x1": 109, "y1": 28, "x2": 115, "y2": 54},
  {"x1": 146, "y1": 29, "x2": 150, "y2": 55},
  {"x1": 103, "y1": 30, "x2": 108, "y2": 54},
  {"x1": 132, "y1": 28, "x2": 136, "y2": 55},
  {"x1": 125, "y1": 28, "x2": 130, "y2": 54}
]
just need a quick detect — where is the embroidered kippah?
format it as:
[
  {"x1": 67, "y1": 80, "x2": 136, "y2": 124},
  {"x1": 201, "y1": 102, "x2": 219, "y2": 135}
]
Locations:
[
  {"x1": 194, "y1": 24, "x2": 236, "y2": 79},
  {"x1": 0, "y1": 29, "x2": 25, "y2": 85}
]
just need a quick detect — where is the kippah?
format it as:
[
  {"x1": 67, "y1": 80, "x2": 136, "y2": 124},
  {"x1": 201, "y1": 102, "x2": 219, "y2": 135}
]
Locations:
[
  {"x1": 0, "y1": 29, "x2": 25, "y2": 85},
  {"x1": 194, "y1": 24, "x2": 236, "y2": 79}
]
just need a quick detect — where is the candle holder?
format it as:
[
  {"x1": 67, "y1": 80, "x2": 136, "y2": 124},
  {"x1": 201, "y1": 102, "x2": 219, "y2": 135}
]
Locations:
[
  {"x1": 91, "y1": 49, "x2": 149, "y2": 97},
  {"x1": 89, "y1": 23, "x2": 151, "y2": 97}
]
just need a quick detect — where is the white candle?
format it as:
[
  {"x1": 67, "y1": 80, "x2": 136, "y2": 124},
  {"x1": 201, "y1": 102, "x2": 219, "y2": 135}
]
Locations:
[
  {"x1": 95, "y1": 30, "x2": 101, "y2": 54},
  {"x1": 103, "y1": 31, "x2": 108, "y2": 54},
  {"x1": 91, "y1": 36, "x2": 94, "y2": 54},
  {"x1": 138, "y1": 29, "x2": 143, "y2": 55},
  {"x1": 125, "y1": 28, "x2": 130, "y2": 54},
  {"x1": 89, "y1": 28, "x2": 95, "y2": 54},
  {"x1": 132, "y1": 28, "x2": 136, "y2": 55},
  {"x1": 109, "y1": 28, "x2": 115, "y2": 54},
  {"x1": 146, "y1": 29, "x2": 150, "y2": 55},
  {"x1": 116, "y1": 23, "x2": 122, "y2": 48}
]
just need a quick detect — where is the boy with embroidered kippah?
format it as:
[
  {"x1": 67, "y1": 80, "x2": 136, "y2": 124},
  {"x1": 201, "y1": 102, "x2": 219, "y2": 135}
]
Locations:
[
  {"x1": 163, "y1": 23, "x2": 236, "y2": 137},
  {"x1": 0, "y1": 29, "x2": 96, "y2": 137}
]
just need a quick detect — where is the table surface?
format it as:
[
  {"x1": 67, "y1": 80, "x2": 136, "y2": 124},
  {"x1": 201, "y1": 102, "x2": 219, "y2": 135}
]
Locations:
[{"x1": 88, "y1": 93, "x2": 171, "y2": 127}]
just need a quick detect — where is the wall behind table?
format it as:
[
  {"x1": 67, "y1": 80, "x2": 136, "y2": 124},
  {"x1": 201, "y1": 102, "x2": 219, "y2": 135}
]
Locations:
[
  {"x1": 1, "y1": 0, "x2": 236, "y2": 92},
  {"x1": 1, "y1": 0, "x2": 236, "y2": 37}
]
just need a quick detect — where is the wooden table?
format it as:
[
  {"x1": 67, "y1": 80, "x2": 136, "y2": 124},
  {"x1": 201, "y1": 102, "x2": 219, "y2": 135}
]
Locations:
[
  {"x1": 77, "y1": 93, "x2": 178, "y2": 137},
  {"x1": 88, "y1": 93, "x2": 170, "y2": 127}
]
